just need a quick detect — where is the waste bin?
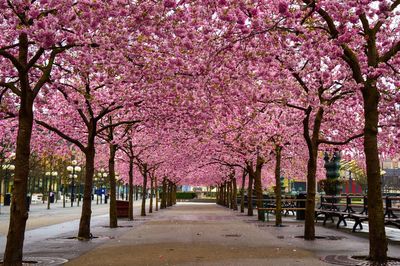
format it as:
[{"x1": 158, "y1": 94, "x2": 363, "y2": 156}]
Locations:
[
  {"x1": 26, "y1": 196, "x2": 31, "y2": 211},
  {"x1": 4, "y1": 193, "x2": 11, "y2": 206},
  {"x1": 296, "y1": 193, "x2": 306, "y2": 220},
  {"x1": 105, "y1": 195, "x2": 109, "y2": 204},
  {"x1": 91, "y1": 194, "x2": 94, "y2": 200},
  {"x1": 50, "y1": 193, "x2": 55, "y2": 203}
]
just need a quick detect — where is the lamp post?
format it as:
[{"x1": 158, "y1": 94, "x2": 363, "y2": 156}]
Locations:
[
  {"x1": 94, "y1": 175, "x2": 100, "y2": 205},
  {"x1": 67, "y1": 160, "x2": 81, "y2": 207},
  {"x1": 45, "y1": 171, "x2": 58, "y2": 209},
  {"x1": 1, "y1": 161, "x2": 15, "y2": 212},
  {"x1": 97, "y1": 169, "x2": 107, "y2": 204},
  {"x1": 1, "y1": 152, "x2": 15, "y2": 208}
]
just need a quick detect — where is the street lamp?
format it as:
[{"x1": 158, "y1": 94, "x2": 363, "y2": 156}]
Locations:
[
  {"x1": 97, "y1": 169, "x2": 107, "y2": 204},
  {"x1": 1, "y1": 162, "x2": 15, "y2": 212},
  {"x1": 45, "y1": 171, "x2": 58, "y2": 209},
  {"x1": 1, "y1": 152, "x2": 15, "y2": 208},
  {"x1": 67, "y1": 160, "x2": 81, "y2": 207}
]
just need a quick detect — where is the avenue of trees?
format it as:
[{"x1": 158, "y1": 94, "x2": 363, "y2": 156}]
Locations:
[{"x1": 0, "y1": 0, "x2": 399, "y2": 264}]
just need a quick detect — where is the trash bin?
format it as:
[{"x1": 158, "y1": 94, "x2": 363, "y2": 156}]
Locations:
[
  {"x1": 26, "y1": 196, "x2": 31, "y2": 211},
  {"x1": 4, "y1": 193, "x2": 11, "y2": 206},
  {"x1": 296, "y1": 193, "x2": 306, "y2": 220},
  {"x1": 105, "y1": 195, "x2": 108, "y2": 204},
  {"x1": 50, "y1": 193, "x2": 55, "y2": 203},
  {"x1": 91, "y1": 194, "x2": 94, "y2": 200}
]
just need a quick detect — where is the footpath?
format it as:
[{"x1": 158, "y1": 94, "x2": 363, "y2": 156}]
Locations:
[
  {"x1": 66, "y1": 203, "x2": 400, "y2": 266},
  {"x1": 1, "y1": 202, "x2": 400, "y2": 265}
]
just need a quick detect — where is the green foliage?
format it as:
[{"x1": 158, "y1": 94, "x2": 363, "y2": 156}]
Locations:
[{"x1": 176, "y1": 192, "x2": 196, "y2": 199}]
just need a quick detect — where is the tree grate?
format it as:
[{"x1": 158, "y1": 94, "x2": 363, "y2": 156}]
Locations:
[
  {"x1": 0, "y1": 257, "x2": 68, "y2": 266},
  {"x1": 223, "y1": 234, "x2": 241, "y2": 237},
  {"x1": 295, "y1": 235, "x2": 346, "y2": 240},
  {"x1": 320, "y1": 255, "x2": 400, "y2": 265}
]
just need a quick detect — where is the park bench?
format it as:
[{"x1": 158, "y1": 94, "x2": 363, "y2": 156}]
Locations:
[
  {"x1": 316, "y1": 194, "x2": 400, "y2": 231},
  {"x1": 257, "y1": 197, "x2": 306, "y2": 222}
]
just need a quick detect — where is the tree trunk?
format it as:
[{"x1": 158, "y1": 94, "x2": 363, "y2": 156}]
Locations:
[
  {"x1": 247, "y1": 165, "x2": 254, "y2": 216},
  {"x1": 155, "y1": 176, "x2": 159, "y2": 211},
  {"x1": 128, "y1": 157, "x2": 134, "y2": 220},
  {"x1": 149, "y1": 177, "x2": 153, "y2": 213},
  {"x1": 161, "y1": 177, "x2": 167, "y2": 209},
  {"x1": 4, "y1": 83, "x2": 34, "y2": 264},
  {"x1": 167, "y1": 181, "x2": 172, "y2": 207},
  {"x1": 141, "y1": 166, "x2": 147, "y2": 216},
  {"x1": 275, "y1": 146, "x2": 283, "y2": 226},
  {"x1": 303, "y1": 107, "x2": 323, "y2": 240},
  {"x1": 78, "y1": 143, "x2": 95, "y2": 239},
  {"x1": 363, "y1": 83, "x2": 387, "y2": 261},
  {"x1": 173, "y1": 184, "x2": 177, "y2": 205},
  {"x1": 108, "y1": 143, "x2": 118, "y2": 228},
  {"x1": 240, "y1": 169, "x2": 246, "y2": 213},
  {"x1": 232, "y1": 177, "x2": 238, "y2": 211},
  {"x1": 254, "y1": 157, "x2": 264, "y2": 221},
  {"x1": 227, "y1": 181, "x2": 231, "y2": 208}
]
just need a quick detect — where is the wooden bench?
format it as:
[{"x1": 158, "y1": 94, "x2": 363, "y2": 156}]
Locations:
[
  {"x1": 316, "y1": 194, "x2": 400, "y2": 231},
  {"x1": 257, "y1": 207, "x2": 306, "y2": 222}
]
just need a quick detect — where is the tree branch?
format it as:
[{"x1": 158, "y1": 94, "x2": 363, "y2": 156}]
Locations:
[
  {"x1": 96, "y1": 120, "x2": 141, "y2": 135},
  {"x1": 0, "y1": 50, "x2": 24, "y2": 72},
  {"x1": 0, "y1": 81, "x2": 21, "y2": 96},
  {"x1": 379, "y1": 40, "x2": 400, "y2": 63},
  {"x1": 35, "y1": 120, "x2": 86, "y2": 152},
  {"x1": 318, "y1": 132, "x2": 364, "y2": 145}
]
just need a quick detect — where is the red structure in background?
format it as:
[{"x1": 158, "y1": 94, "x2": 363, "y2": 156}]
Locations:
[{"x1": 342, "y1": 180, "x2": 363, "y2": 194}]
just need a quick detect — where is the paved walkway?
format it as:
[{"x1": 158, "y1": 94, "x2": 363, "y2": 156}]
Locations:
[
  {"x1": 1, "y1": 202, "x2": 400, "y2": 265},
  {"x1": 65, "y1": 203, "x2": 400, "y2": 266}
]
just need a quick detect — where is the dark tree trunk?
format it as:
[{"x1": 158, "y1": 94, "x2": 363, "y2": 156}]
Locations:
[
  {"x1": 128, "y1": 157, "x2": 134, "y2": 220},
  {"x1": 149, "y1": 177, "x2": 153, "y2": 213},
  {"x1": 232, "y1": 177, "x2": 238, "y2": 211},
  {"x1": 227, "y1": 181, "x2": 231, "y2": 208},
  {"x1": 4, "y1": 85, "x2": 34, "y2": 264},
  {"x1": 78, "y1": 142, "x2": 95, "y2": 239},
  {"x1": 240, "y1": 169, "x2": 247, "y2": 213},
  {"x1": 167, "y1": 181, "x2": 173, "y2": 207},
  {"x1": 108, "y1": 143, "x2": 118, "y2": 228},
  {"x1": 274, "y1": 145, "x2": 283, "y2": 226},
  {"x1": 161, "y1": 177, "x2": 167, "y2": 209},
  {"x1": 155, "y1": 176, "x2": 159, "y2": 211},
  {"x1": 172, "y1": 184, "x2": 177, "y2": 205},
  {"x1": 223, "y1": 182, "x2": 227, "y2": 207},
  {"x1": 363, "y1": 82, "x2": 387, "y2": 261},
  {"x1": 247, "y1": 165, "x2": 254, "y2": 216},
  {"x1": 141, "y1": 166, "x2": 147, "y2": 216},
  {"x1": 303, "y1": 107, "x2": 323, "y2": 240},
  {"x1": 254, "y1": 157, "x2": 264, "y2": 221}
]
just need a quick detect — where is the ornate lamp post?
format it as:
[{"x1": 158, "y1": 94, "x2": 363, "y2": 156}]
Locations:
[
  {"x1": 97, "y1": 169, "x2": 107, "y2": 204},
  {"x1": 45, "y1": 171, "x2": 58, "y2": 209},
  {"x1": 67, "y1": 160, "x2": 81, "y2": 207},
  {"x1": 1, "y1": 157, "x2": 15, "y2": 212},
  {"x1": 94, "y1": 175, "x2": 100, "y2": 205}
]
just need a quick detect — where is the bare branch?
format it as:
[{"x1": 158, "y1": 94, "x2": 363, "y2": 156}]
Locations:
[
  {"x1": 318, "y1": 132, "x2": 364, "y2": 145},
  {"x1": 96, "y1": 120, "x2": 141, "y2": 135},
  {"x1": 35, "y1": 120, "x2": 86, "y2": 152}
]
